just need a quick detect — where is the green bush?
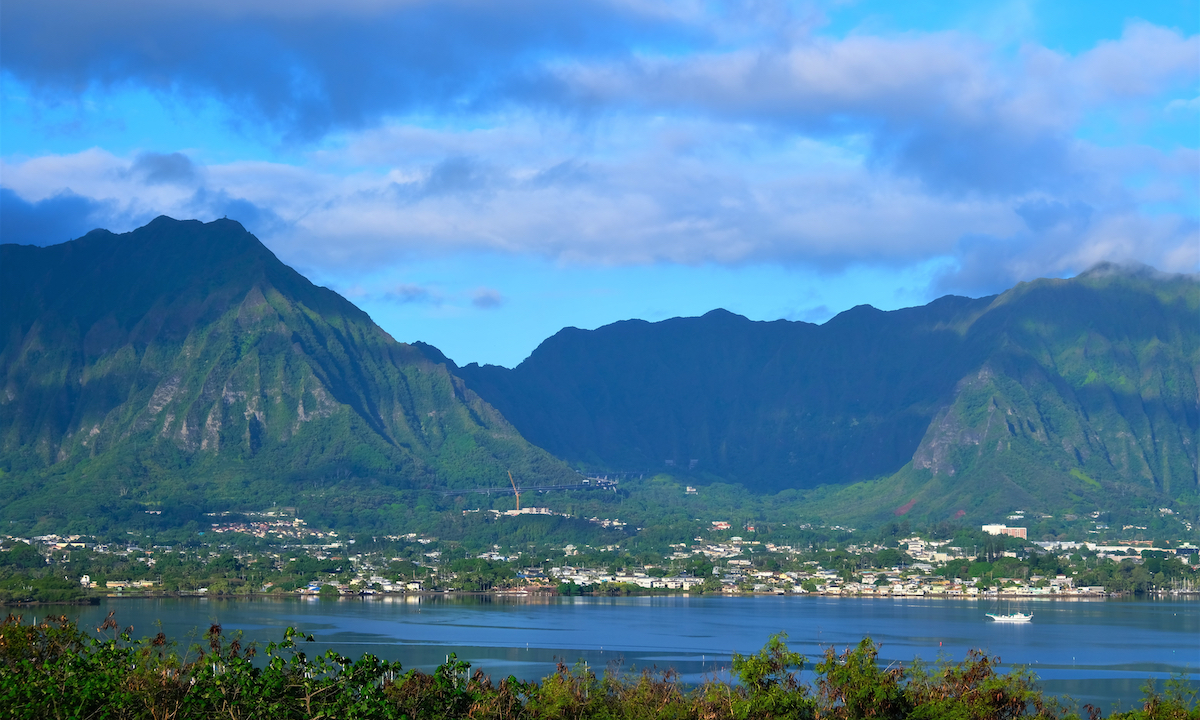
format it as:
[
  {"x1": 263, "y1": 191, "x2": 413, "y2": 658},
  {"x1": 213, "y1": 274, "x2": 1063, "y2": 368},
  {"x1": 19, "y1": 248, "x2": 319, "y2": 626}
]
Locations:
[{"x1": 1, "y1": 615, "x2": 1196, "y2": 719}]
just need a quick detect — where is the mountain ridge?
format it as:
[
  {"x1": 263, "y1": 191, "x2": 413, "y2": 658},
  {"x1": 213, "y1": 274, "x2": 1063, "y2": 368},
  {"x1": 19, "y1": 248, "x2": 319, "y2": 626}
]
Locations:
[
  {"x1": 1, "y1": 217, "x2": 575, "y2": 530},
  {"x1": 455, "y1": 266, "x2": 1199, "y2": 522},
  {"x1": 3, "y1": 217, "x2": 1196, "y2": 531},
  {"x1": 454, "y1": 291, "x2": 1002, "y2": 488}
]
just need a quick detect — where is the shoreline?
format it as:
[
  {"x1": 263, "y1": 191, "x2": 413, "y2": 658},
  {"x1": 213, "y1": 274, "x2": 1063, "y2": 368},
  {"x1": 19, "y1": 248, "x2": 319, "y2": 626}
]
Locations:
[
  {"x1": 6, "y1": 594, "x2": 1193, "y2": 717},
  {"x1": 1, "y1": 597, "x2": 100, "y2": 608},
  {"x1": 8, "y1": 588, "x2": 1198, "y2": 607}
]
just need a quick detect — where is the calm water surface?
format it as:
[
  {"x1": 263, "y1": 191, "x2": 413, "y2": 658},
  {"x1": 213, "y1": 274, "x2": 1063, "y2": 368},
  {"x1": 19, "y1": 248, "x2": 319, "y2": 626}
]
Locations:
[{"x1": 51, "y1": 595, "x2": 1199, "y2": 711}]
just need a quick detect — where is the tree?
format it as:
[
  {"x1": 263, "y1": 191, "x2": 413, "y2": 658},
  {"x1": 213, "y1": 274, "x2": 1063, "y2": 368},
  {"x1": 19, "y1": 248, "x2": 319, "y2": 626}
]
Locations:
[
  {"x1": 1, "y1": 542, "x2": 43, "y2": 570},
  {"x1": 874, "y1": 548, "x2": 903, "y2": 568}
]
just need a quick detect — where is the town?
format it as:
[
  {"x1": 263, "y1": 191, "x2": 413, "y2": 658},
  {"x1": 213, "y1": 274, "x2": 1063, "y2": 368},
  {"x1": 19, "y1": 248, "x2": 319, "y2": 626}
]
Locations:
[{"x1": 3, "y1": 514, "x2": 1197, "y2": 604}]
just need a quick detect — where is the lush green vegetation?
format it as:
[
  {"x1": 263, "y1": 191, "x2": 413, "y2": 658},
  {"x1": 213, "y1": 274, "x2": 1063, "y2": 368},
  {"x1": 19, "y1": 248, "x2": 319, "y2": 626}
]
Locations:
[
  {"x1": 4, "y1": 615, "x2": 1197, "y2": 719},
  {"x1": 458, "y1": 267, "x2": 1199, "y2": 526},
  {"x1": 0, "y1": 541, "x2": 93, "y2": 604},
  {"x1": 3, "y1": 516, "x2": 1195, "y2": 607},
  {"x1": 0, "y1": 575, "x2": 91, "y2": 605},
  {"x1": 2, "y1": 218, "x2": 1197, "y2": 538},
  {"x1": 933, "y1": 547, "x2": 1198, "y2": 595},
  {"x1": 1, "y1": 217, "x2": 575, "y2": 535}
]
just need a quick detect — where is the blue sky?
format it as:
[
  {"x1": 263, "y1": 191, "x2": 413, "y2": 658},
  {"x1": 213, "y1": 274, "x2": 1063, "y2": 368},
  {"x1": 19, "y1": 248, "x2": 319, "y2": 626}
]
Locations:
[{"x1": 2, "y1": 0, "x2": 1196, "y2": 367}]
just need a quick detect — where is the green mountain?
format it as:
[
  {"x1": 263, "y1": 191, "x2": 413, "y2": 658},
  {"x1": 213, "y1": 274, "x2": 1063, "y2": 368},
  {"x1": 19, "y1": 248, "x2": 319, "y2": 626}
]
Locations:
[
  {"x1": 845, "y1": 266, "x2": 1200, "y2": 523},
  {"x1": 3, "y1": 216, "x2": 1196, "y2": 532},
  {"x1": 0, "y1": 217, "x2": 573, "y2": 530},
  {"x1": 455, "y1": 266, "x2": 1199, "y2": 522}
]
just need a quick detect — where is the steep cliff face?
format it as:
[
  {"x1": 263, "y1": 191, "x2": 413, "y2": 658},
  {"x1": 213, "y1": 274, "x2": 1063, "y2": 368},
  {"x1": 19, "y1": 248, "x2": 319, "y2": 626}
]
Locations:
[
  {"x1": 895, "y1": 267, "x2": 1200, "y2": 518},
  {"x1": 457, "y1": 297, "x2": 998, "y2": 492},
  {"x1": 3, "y1": 217, "x2": 1195, "y2": 529},
  {"x1": 0, "y1": 217, "x2": 572, "y2": 524},
  {"x1": 457, "y1": 264, "x2": 1198, "y2": 519}
]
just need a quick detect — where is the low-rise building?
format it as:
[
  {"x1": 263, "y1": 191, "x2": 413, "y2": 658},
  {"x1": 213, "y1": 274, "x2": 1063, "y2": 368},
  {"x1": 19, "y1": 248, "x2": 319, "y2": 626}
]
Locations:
[{"x1": 982, "y1": 524, "x2": 1028, "y2": 539}]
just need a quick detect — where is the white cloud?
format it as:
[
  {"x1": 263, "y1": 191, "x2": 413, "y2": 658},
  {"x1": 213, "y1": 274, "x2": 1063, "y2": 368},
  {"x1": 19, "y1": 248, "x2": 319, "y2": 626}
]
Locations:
[
  {"x1": 8, "y1": 124, "x2": 1180, "y2": 284},
  {"x1": 2, "y1": 12, "x2": 1195, "y2": 292},
  {"x1": 1073, "y1": 22, "x2": 1200, "y2": 102},
  {"x1": 1165, "y1": 96, "x2": 1200, "y2": 114}
]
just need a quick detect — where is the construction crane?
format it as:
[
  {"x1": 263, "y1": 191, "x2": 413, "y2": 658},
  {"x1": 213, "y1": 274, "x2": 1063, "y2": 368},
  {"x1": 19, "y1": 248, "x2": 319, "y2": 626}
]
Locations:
[{"x1": 508, "y1": 471, "x2": 521, "y2": 512}]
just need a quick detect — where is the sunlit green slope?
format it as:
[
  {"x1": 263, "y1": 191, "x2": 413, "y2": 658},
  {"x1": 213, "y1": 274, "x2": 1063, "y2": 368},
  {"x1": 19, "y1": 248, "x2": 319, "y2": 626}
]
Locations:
[
  {"x1": 0, "y1": 217, "x2": 573, "y2": 528},
  {"x1": 457, "y1": 265, "x2": 1198, "y2": 522},
  {"x1": 845, "y1": 265, "x2": 1200, "y2": 522}
]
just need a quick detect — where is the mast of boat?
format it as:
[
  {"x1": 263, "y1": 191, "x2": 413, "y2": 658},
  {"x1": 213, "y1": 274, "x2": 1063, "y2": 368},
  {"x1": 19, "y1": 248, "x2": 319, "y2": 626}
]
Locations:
[{"x1": 509, "y1": 471, "x2": 520, "y2": 512}]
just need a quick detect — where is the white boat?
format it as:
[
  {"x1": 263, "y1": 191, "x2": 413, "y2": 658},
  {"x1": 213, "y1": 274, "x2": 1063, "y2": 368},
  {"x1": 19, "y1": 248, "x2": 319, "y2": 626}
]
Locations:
[{"x1": 986, "y1": 612, "x2": 1032, "y2": 623}]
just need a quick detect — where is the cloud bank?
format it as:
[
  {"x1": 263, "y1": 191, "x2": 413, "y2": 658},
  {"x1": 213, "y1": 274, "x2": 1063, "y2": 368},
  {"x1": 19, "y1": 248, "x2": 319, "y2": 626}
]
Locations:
[{"x1": 1, "y1": 1, "x2": 1196, "y2": 296}]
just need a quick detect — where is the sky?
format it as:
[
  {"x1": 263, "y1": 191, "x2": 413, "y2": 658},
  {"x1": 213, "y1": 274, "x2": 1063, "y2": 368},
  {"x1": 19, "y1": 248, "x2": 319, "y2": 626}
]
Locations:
[{"x1": 2, "y1": 0, "x2": 1197, "y2": 368}]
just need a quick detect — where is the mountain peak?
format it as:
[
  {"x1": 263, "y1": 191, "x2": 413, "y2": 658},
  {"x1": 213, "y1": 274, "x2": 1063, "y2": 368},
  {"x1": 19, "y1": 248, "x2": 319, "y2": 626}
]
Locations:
[
  {"x1": 1079, "y1": 260, "x2": 1158, "y2": 279},
  {"x1": 1, "y1": 216, "x2": 571, "y2": 528},
  {"x1": 1078, "y1": 261, "x2": 1197, "y2": 283},
  {"x1": 700, "y1": 308, "x2": 746, "y2": 320}
]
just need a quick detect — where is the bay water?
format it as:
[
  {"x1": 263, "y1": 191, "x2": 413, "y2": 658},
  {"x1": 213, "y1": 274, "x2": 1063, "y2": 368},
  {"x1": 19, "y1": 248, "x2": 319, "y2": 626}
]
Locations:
[{"x1": 46, "y1": 595, "x2": 1198, "y2": 712}]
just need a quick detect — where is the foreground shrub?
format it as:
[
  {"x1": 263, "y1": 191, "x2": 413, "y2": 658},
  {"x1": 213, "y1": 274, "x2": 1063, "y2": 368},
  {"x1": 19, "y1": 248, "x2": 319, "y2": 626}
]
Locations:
[{"x1": 0, "y1": 614, "x2": 1195, "y2": 720}]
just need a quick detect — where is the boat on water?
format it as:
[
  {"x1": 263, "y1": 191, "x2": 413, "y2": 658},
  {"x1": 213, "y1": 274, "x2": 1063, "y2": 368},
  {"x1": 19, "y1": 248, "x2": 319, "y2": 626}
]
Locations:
[{"x1": 986, "y1": 612, "x2": 1033, "y2": 623}]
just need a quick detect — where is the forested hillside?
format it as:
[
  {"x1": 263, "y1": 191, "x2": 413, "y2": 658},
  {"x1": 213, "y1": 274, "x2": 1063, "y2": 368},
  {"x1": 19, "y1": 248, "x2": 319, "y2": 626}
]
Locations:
[
  {"x1": 454, "y1": 298, "x2": 994, "y2": 490},
  {"x1": 456, "y1": 265, "x2": 1199, "y2": 522},
  {"x1": 0, "y1": 217, "x2": 574, "y2": 530},
  {"x1": 3, "y1": 215, "x2": 1195, "y2": 531}
]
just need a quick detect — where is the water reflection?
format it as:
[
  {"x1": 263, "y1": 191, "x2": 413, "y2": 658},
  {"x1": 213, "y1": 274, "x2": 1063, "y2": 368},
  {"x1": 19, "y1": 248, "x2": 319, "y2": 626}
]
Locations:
[{"x1": 59, "y1": 595, "x2": 1197, "y2": 710}]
